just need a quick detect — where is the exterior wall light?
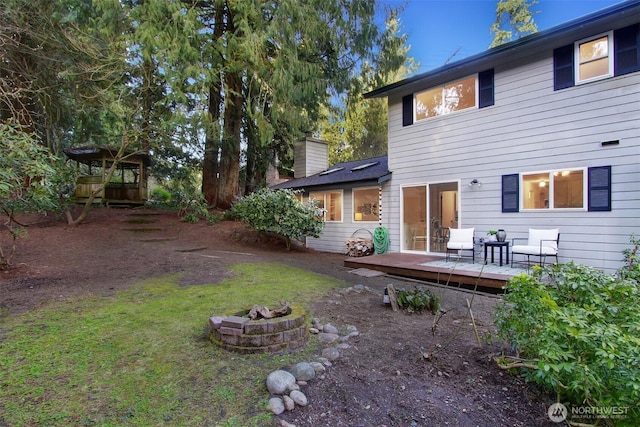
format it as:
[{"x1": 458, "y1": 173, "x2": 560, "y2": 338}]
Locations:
[{"x1": 469, "y1": 179, "x2": 481, "y2": 187}]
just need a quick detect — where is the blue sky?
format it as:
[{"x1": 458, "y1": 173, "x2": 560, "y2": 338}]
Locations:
[{"x1": 383, "y1": 0, "x2": 626, "y2": 72}]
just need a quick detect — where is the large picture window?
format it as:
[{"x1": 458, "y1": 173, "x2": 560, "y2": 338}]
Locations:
[
  {"x1": 522, "y1": 169, "x2": 585, "y2": 210},
  {"x1": 402, "y1": 69, "x2": 493, "y2": 127},
  {"x1": 353, "y1": 188, "x2": 378, "y2": 222},
  {"x1": 310, "y1": 191, "x2": 343, "y2": 222},
  {"x1": 576, "y1": 32, "x2": 613, "y2": 83},
  {"x1": 415, "y1": 75, "x2": 476, "y2": 121}
]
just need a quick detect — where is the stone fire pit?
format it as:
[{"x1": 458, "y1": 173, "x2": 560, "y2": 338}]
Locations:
[{"x1": 208, "y1": 303, "x2": 307, "y2": 354}]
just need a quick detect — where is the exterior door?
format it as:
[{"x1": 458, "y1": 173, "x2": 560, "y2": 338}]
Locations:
[
  {"x1": 402, "y1": 182, "x2": 459, "y2": 253},
  {"x1": 428, "y1": 182, "x2": 458, "y2": 253},
  {"x1": 401, "y1": 185, "x2": 427, "y2": 251}
]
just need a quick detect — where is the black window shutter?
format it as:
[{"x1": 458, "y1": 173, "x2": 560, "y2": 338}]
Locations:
[
  {"x1": 553, "y1": 44, "x2": 574, "y2": 90},
  {"x1": 502, "y1": 174, "x2": 519, "y2": 213},
  {"x1": 588, "y1": 166, "x2": 612, "y2": 212},
  {"x1": 402, "y1": 94, "x2": 413, "y2": 127},
  {"x1": 478, "y1": 69, "x2": 494, "y2": 108},
  {"x1": 614, "y1": 24, "x2": 640, "y2": 76}
]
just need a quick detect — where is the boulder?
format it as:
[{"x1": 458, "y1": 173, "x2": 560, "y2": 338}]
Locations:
[{"x1": 266, "y1": 370, "x2": 296, "y2": 395}]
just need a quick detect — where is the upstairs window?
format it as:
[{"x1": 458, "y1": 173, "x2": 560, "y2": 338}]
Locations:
[
  {"x1": 554, "y1": 24, "x2": 639, "y2": 90},
  {"x1": 402, "y1": 69, "x2": 493, "y2": 126},
  {"x1": 576, "y1": 32, "x2": 613, "y2": 83},
  {"x1": 415, "y1": 75, "x2": 476, "y2": 121}
]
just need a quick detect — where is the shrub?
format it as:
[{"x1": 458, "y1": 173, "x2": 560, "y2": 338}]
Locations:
[
  {"x1": 150, "y1": 187, "x2": 171, "y2": 203},
  {"x1": 177, "y1": 194, "x2": 219, "y2": 224},
  {"x1": 619, "y1": 234, "x2": 640, "y2": 282},
  {"x1": 495, "y1": 262, "x2": 640, "y2": 424},
  {"x1": 230, "y1": 188, "x2": 324, "y2": 250},
  {"x1": 157, "y1": 185, "x2": 218, "y2": 224},
  {"x1": 396, "y1": 287, "x2": 440, "y2": 314},
  {"x1": 0, "y1": 124, "x2": 62, "y2": 269}
]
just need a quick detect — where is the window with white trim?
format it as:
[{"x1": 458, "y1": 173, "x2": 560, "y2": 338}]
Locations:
[
  {"x1": 353, "y1": 188, "x2": 378, "y2": 222},
  {"x1": 415, "y1": 75, "x2": 476, "y2": 121},
  {"x1": 522, "y1": 169, "x2": 585, "y2": 210},
  {"x1": 553, "y1": 24, "x2": 640, "y2": 91},
  {"x1": 503, "y1": 166, "x2": 611, "y2": 213},
  {"x1": 402, "y1": 69, "x2": 493, "y2": 126},
  {"x1": 575, "y1": 32, "x2": 613, "y2": 84},
  {"x1": 310, "y1": 191, "x2": 343, "y2": 222}
]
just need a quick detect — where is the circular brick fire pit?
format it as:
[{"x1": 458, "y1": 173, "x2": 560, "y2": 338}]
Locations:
[{"x1": 208, "y1": 304, "x2": 307, "y2": 354}]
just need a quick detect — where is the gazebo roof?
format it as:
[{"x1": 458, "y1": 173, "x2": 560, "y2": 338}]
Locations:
[{"x1": 64, "y1": 146, "x2": 152, "y2": 167}]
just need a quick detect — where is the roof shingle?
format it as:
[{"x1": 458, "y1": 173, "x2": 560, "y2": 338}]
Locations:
[{"x1": 271, "y1": 155, "x2": 390, "y2": 190}]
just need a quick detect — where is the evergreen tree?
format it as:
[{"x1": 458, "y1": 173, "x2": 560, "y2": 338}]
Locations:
[
  {"x1": 319, "y1": 10, "x2": 418, "y2": 163},
  {"x1": 0, "y1": 0, "x2": 124, "y2": 150},
  {"x1": 137, "y1": 0, "x2": 388, "y2": 208},
  {"x1": 490, "y1": 0, "x2": 538, "y2": 48}
]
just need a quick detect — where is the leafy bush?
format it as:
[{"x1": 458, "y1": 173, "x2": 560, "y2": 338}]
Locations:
[
  {"x1": 177, "y1": 194, "x2": 219, "y2": 224},
  {"x1": 149, "y1": 181, "x2": 218, "y2": 224},
  {"x1": 619, "y1": 234, "x2": 640, "y2": 282},
  {"x1": 150, "y1": 187, "x2": 171, "y2": 203},
  {"x1": 495, "y1": 262, "x2": 640, "y2": 423},
  {"x1": 396, "y1": 287, "x2": 440, "y2": 314},
  {"x1": 0, "y1": 124, "x2": 62, "y2": 269},
  {"x1": 230, "y1": 188, "x2": 324, "y2": 250}
]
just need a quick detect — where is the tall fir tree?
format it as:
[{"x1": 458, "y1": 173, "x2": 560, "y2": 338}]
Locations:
[
  {"x1": 319, "y1": 10, "x2": 418, "y2": 164},
  {"x1": 490, "y1": 0, "x2": 538, "y2": 48}
]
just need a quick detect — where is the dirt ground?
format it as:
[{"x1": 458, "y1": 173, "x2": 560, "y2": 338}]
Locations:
[{"x1": 0, "y1": 207, "x2": 557, "y2": 426}]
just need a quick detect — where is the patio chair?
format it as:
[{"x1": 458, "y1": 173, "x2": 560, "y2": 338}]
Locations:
[
  {"x1": 511, "y1": 228, "x2": 560, "y2": 270},
  {"x1": 446, "y1": 228, "x2": 475, "y2": 263},
  {"x1": 411, "y1": 227, "x2": 427, "y2": 250}
]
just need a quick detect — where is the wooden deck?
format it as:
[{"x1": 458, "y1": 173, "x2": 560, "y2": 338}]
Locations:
[{"x1": 344, "y1": 252, "x2": 526, "y2": 292}]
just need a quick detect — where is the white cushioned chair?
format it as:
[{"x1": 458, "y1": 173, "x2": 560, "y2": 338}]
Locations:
[
  {"x1": 511, "y1": 228, "x2": 560, "y2": 269},
  {"x1": 446, "y1": 228, "x2": 475, "y2": 263}
]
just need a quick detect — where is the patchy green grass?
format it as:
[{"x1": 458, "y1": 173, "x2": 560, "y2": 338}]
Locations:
[{"x1": 0, "y1": 263, "x2": 342, "y2": 426}]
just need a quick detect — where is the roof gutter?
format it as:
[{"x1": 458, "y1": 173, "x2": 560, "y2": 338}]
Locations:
[
  {"x1": 364, "y1": 1, "x2": 639, "y2": 99},
  {"x1": 378, "y1": 173, "x2": 392, "y2": 184}
]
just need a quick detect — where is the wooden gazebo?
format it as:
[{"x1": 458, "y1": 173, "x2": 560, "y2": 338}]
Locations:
[{"x1": 64, "y1": 147, "x2": 151, "y2": 206}]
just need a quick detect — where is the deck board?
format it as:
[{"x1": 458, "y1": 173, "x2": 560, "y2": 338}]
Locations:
[{"x1": 344, "y1": 253, "x2": 528, "y2": 291}]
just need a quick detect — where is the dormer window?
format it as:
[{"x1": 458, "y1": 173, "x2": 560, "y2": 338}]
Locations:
[{"x1": 576, "y1": 32, "x2": 613, "y2": 84}]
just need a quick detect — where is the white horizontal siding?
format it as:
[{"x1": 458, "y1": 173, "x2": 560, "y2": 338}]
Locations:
[
  {"x1": 305, "y1": 186, "x2": 391, "y2": 254},
  {"x1": 386, "y1": 52, "x2": 640, "y2": 273}
]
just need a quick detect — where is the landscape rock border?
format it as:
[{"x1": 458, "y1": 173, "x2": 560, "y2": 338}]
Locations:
[{"x1": 265, "y1": 285, "x2": 374, "y2": 427}]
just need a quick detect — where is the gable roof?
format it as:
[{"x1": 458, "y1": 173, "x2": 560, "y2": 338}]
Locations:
[
  {"x1": 365, "y1": 0, "x2": 640, "y2": 99},
  {"x1": 270, "y1": 155, "x2": 390, "y2": 190}
]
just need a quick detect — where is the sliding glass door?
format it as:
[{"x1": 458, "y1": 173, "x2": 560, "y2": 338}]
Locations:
[
  {"x1": 402, "y1": 182, "x2": 458, "y2": 253},
  {"x1": 428, "y1": 182, "x2": 458, "y2": 253},
  {"x1": 401, "y1": 186, "x2": 427, "y2": 251}
]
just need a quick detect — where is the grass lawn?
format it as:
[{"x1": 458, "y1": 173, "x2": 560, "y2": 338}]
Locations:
[{"x1": 0, "y1": 263, "x2": 342, "y2": 426}]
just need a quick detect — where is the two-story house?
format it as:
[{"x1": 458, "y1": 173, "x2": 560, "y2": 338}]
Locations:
[{"x1": 274, "y1": 1, "x2": 639, "y2": 274}]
